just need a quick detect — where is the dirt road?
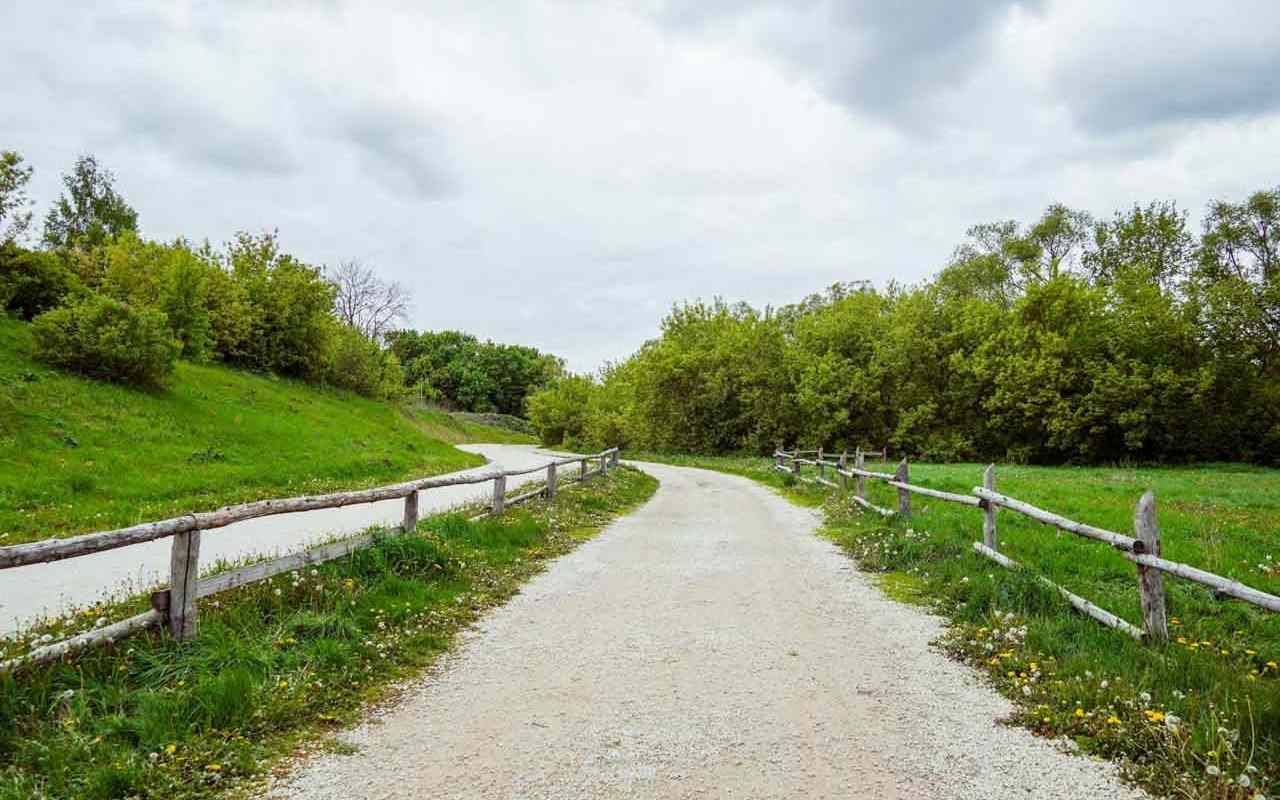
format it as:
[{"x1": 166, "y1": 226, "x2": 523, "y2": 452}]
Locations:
[{"x1": 268, "y1": 461, "x2": 1144, "y2": 799}]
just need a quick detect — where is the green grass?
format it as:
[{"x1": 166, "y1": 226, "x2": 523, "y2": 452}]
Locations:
[
  {"x1": 628, "y1": 451, "x2": 1280, "y2": 800},
  {"x1": 409, "y1": 407, "x2": 537, "y2": 446},
  {"x1": 0, "y1": 317, "x2": 531, "y2": 545},
  {"x1": 0, "y1": 466, "x2": 657, "y2": 800}
]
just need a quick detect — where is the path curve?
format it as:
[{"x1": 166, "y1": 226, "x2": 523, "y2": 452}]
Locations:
[
  {"x1": 268, "y1": 461, "x2": 1146, "y2": 800},
  {"x1": 1, "y1": 445, "x2": 578, "y2": 634}
]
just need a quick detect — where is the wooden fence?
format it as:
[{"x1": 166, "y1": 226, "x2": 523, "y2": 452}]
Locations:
[
  {"x1": 775, "y1": 447, "x2": 1280, "y2": 642},
  {"x1": 0, "y1": 448, "x2": 621, "y2": 672}
]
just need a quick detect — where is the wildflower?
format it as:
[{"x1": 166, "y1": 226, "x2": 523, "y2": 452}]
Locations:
[
  {"x1": 94, "y1": 617, "x2": 108, "y2": 628},
  {"x1": 165, "y1": 744, "x2": 177, "y2": 755},
  {"x1": 206, "y1": 763, "x2": 222, "y2": 772},
  {"x1": 1100, "y1": 680, "x2": 1109, "y2": 689},
  {"x1": 1240, "y1": 775, "x2": 1252, "y2": 789},
  {"x1": 1022, "y1": 685, "x2": 1032, "y2": 697},
  {"x1": 1164, "y1": 714, "x2": 1181, "y2": 730},
  {"x1": 1074, "y1": 708, "x2": 1085, "y2": 718},
  {"x1": 1207, "y1": 765, "x2": 1221, "y2": 777},
  {"x1": 1143, "y1": 710, "x2": 1165, "y2": 723},
  {"x1": 1106, "y1": 716, "x2": 1121, "y2": 725}
]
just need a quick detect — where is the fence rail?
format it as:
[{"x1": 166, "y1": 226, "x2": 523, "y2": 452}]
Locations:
[
  {"x1": 774, "y1": 447, "x2": 1279, "y2": 643},
  {"x1": 1, "y1": 448, "x2": 620, "y2": 672}
]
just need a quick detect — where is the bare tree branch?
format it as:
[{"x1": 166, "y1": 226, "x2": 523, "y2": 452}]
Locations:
[{"x1": 326, "y1": 259, "x2": 411, "y2": 341}]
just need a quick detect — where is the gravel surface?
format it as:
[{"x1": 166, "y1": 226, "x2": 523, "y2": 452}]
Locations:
[{"x1": 267, "y1": 461, "x2": 1147, "y2": 799}]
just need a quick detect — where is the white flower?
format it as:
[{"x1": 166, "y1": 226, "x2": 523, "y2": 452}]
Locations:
[
  {"x1": 1139, "y1": 691, "x2": 1151, "y2": 704},
  {"x1": 1239, "y1": 775, "x2": 1252, "y2": 789},
  {"x1": 1022, "y1": 685, "x2": 1032, "y2": 696},
  {"x1": 1100, "y1": 680, "x2": 1109, "y2": 689},
  {"x1": 94, "y1": 617, "x2": 108, "y2": 628},
  {"x1": 1206, "y1": 765, "x2": 1221, "y2": 777},
  {"x1": 38, "y1": 633, "x2": 53, "y2": 644},
  {"x1": 1164, "y1": 714, "x2": 1181, "y2": 730}
]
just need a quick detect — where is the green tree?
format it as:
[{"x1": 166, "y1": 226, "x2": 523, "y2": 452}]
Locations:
[
  {"x1": 1085, "y1": 200, "x2": 1195, "y2": 290},
  {"x1": 42, "y1": 155, "x2": 138, "y2": 251},
  {"x1": 0, "y1": 150, "x2": 34, "y2": 244}
]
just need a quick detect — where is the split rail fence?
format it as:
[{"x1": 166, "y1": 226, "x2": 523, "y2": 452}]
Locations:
[
  {"x1": 0, "y1": 447, "x2": 620, "y2": 672},
  {"x1": 775, "y1": 447, "x2": 1280, "y2": 642}
]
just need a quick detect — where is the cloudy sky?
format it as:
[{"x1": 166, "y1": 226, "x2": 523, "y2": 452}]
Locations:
[{"x1": 4, "y1": 1, "x2": 1279, "y2": 371}]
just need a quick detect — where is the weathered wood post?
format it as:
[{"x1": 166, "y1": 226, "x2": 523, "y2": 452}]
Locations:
[
  {"x1": 982, "y1": 464, "x2": 997, "y2": 550},
  {"x1": 492, "y1": 474, "x2": 506, "y2": 515},
  {"x1": 402, "y1": 490, "x2": 419, "y2": 533},
  {"x1": 895, "y1": 458, "x2": 911, "y2": 519},
  {"x1": 855, "y1": 448, "x2": 866, "y2": 499},
  {"x1": 580, "y1": 457, "x2": 589, "y2": 481},
  {"x1": 1134, "y1": 490, "x2": 1168, "y2": 643},
  {"x1": 838, "y1": 450, "x2": 848, "y2": 491},
  {"x1": 791, "y1": 451, "x2": 801, "y2": 478},
  {"x1": 817, "y1": 447, "x2": 824, "y2": 480},
  {"x1": 612, "y1": 448, "x2": 620, "y2": 467},
  {"x1": 601, "y1": 452, "x2": 609, "y2": 475},
  {"x1": 168, "y1": 530, "x2": 201, "y2": 641},
  {"x1": 546, "y1": 462, "x2": 558, "y2": 500}
]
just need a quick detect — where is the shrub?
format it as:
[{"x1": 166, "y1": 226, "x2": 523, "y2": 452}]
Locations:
[
  {"x1": 321, "y1": 321, "x2": 404, "y2": 399},
  {"x1": 0, "y1": 243, "x2": 78, "y2": 320},
  {"x1": 31, "y1": 294, "x2": 179, "y2": 387}
]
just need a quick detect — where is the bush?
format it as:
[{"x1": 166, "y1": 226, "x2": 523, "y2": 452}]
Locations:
[
  {"x1": 321, "y1": 322, "x2": 404, "y2": 399},
  {"x1": 32, "y1": 294, "x2": 179, "y2": 387},
  {"x1": 0, "y1": 243, "x2": 78, "y2": 320}
]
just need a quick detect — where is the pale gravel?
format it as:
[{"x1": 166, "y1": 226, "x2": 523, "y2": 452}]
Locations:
[{"x1": 266, "y1": 461, "x2": 1148, "y2": 799}]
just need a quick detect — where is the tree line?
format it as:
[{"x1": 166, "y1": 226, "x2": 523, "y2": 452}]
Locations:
[
  {"x1": 530, "y1": 191, "x2": 1280, "y2": 464},
  {"x1": 0, "y1": 150, "x2": 562, "y2": 412}
]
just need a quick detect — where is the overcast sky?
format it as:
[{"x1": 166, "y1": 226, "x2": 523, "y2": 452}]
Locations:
[{"x1": 4, "y1": 1, "x2": 1279, "y2": 371}]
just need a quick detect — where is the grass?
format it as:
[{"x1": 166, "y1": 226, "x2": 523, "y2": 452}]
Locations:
[
  {"x1": 0, "y1": 317, "x2": 532, "y2": 545},
  {"x1": 0, "y1": 466, "x2": 657, "y2": 800},
  {"x1": 409, "y1": 407, "x2": 537, "y2": 446},
  {"x1": 628, "y1": 451, "x2": 1280, "y2": 800}
]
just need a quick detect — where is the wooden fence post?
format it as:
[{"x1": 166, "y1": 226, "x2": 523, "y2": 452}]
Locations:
[
  {"x1": 402, "y1": 490, "x2": 419, "y2": 533},
  {"x1": 492, "y1": 474, "x2": 506, "y2": 515},
  {"x1": 855, "y1": 448, "x2": 866, "y2": 499},
  {"x1": 580, "y1": 457, "x2": 589, "y2": 481},
  {"x1": 612, "y1": 449, "x2": 620, "y2": 466},
  {"x1": 168, "y1": 530, "x2": 201, "y2": 641},
  {"x1": 817, "y1": 447, "x2": 824, "y2": 480},
  {"x1": 838, "y1": 450, "x2": 848, "y2": 491},
  {"x1": 982, "y1": 465, "x2": 997, "y2": 550},
  {"x1": 895, "y1": 458, "x2": 910, "y2": 519},
  {"x1": 601, "y1": 453, "x2": 609, "y2": 475},
  {"x1": 546, "y1": 462, "x2": 558, "y2": 500},
  {"x1": 792, "y1": 452, "x2": 801, "y2": 477},
  {"x1": 1134, "y1": 490, "x2": 1168, "y2": 643}
]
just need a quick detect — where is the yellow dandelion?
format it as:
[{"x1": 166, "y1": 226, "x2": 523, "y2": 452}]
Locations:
[
  {"x1": 165, "y1": 744, "x2": 177, "y2": 755},
  {"x1": 1074, "y1": 708, "x2": 1085, "y2": 718},
  {"x1": 205, "y1": 763, "x2": 222, "y2": 772},
  {"x1": 1106, "y1": 716, "x2": 1122, "y2": 725}
]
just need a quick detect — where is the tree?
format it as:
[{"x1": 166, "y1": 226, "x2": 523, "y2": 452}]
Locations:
[
  {"x1": 1022, "y1": 204, "x2": 1094, "y2": 285},
  {"x1": 0, "y1": 151, "x2": 34, "y2": 244},
  {"x1": 1085, "y1": 200, "x2": 1194, "y2": 290},
  {"x1": 1199, "y1": 187, "x2": 1280, "y2": 285},
  {"x1": 42, "y1": 154, "x2": 138, "y2": 251},
  {"x1": 327, "y1": 259, "x2": 411, "y2": 341}
]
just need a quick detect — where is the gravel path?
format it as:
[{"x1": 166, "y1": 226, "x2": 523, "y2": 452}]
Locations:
[{"x1": 267, "y1": 461, "x2": 1146, "y2": 799}]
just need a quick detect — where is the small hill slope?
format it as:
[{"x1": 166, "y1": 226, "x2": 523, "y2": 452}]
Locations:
[{"x1": 0, "y1": 317, "x2": 501, "y2": 545}]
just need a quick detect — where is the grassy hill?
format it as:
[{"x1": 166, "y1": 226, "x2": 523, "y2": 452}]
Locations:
[{"x1": 0, "y1": 317, "x2": 529, "y2": 546}]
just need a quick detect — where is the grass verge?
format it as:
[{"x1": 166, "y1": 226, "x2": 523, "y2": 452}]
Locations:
[
  {"x1": 628, "y1": 451, "x2": 1280, "y2": 800},
  {"x1": 0, "y1": 317, "x2": 535, "y2": 545},
  {"x1": 0, "y1": 466, "x2": 657, "y2": 800}
]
